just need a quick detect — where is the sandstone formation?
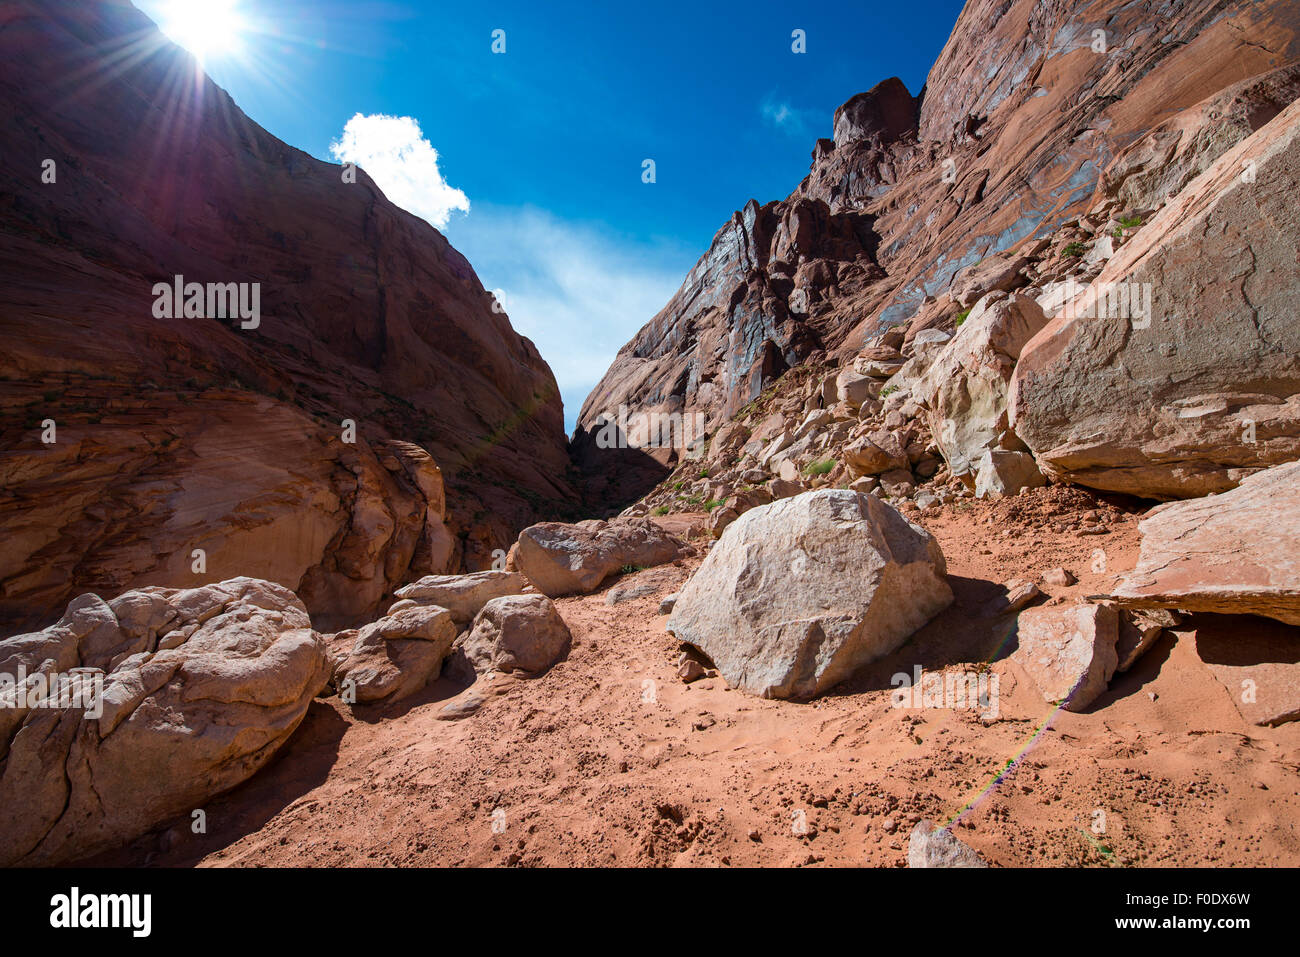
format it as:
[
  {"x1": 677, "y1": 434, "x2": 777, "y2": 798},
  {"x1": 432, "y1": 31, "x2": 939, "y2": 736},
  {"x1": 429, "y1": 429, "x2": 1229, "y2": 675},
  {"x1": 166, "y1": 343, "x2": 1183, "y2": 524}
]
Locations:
[
  {"x1": 577, "y1": 0, "x2": 1300, "y2": 508},
  {"x1": 0, "y1": 578, "x2": 331, "y2": 866},
  {"x1": 1011, "y1": 603, "x2": 1120, "y2": 712},
  {"x1": 329, "y1": 604, "x2": 458, "y2": 705},
  {"x1": 512, "y1": 518, "x2": 685, "y2": 597},
  {"x1": 908, "y1": 820, "x2": 988, "y2": 868},
  {"x1": 0, "y1": 0, "x2": 577, "y2": 632},
  {"x1": 391, "y1": 571, "x2": 527, "y2": 625},
  {"x1": 666, "y1": 489, "x2": 952, "y2": 699},
  {"x1": 1011, "y1": 98, "x2": 1300, "y2": 498},
  {"x1": 1113, "y1": 461, "x2": 1300, "y2": 625},
  {"x1": 456, "y1": 595, "x2": 572, "y2": 677}
]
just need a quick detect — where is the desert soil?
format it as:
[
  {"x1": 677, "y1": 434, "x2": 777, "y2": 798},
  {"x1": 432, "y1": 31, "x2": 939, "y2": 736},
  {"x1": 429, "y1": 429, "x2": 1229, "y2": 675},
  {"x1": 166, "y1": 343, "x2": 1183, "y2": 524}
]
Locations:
[{"x1": 92, "y1": 489, "x2": 1300, "y2": 867}]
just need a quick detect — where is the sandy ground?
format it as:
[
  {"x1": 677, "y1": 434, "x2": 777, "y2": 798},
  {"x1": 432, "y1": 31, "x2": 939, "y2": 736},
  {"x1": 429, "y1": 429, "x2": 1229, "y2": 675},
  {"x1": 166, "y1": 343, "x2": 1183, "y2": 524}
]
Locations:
[{"x1": 91, "y1": 487, "x2": 1300, "y2": 867}]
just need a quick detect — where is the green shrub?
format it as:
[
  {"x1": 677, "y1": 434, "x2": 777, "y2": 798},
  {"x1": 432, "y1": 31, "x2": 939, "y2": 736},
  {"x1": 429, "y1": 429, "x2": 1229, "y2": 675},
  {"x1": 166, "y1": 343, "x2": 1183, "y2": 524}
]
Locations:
[
  {"x1": 703, "y1": 498, "x2": 724, "y2": 512},
  {"x1": 652, "y1": 505, "x2": 671, "y2": 516},
  {"x1": 955, "y1": 308, "x2": 972, "y2": 327},
  {"x1": 803, "y1": 458, "x2": 835, "y2": 477},
  {"x1": 1062, "y1": 242, "x2": 1086, "y2": 258}
]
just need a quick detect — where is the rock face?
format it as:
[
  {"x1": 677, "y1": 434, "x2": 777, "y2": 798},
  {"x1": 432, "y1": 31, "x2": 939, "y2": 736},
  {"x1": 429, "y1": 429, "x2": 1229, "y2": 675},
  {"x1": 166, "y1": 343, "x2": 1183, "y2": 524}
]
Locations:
[
  {"x1": 0, "y1": 578, "x2": 331, "y2": 866},
  {"x1": 576, "y1": 0, "x2": 1300, "y2": 507},
  {"x1": 457, "y1": 595, "x2": 571, "y2": 676},
  {"x1": 1011, "y1": 98, "x2": 1300, "y2": 499},
  {"x1": 1011, "y1": 603, "x2": 1120, "y2": 712},
  {"x1": 918, "y1": 294, "x2": 1049, "y2": 480},
  {"x1": 513, "y1": 518, "x2": 685, "y2": 597},
  {"x1": 0, "y1": 0, "x2": 576, "y2": 632},
  {"x1": 666, "y1": 489, "x2": 952, "y2": 699},
  {"x1": 1113, "y1": 461, "x2": 1300, "y2": 625},
  {"x1": 329, "y1": 604, "x2": 458, "y2": 705},
  {"x1": 391, "y1": 571, "x2": 527, "y2": 625},
  {"x1": 908, "y1": 820, "x2": 988, "y2": 868}
]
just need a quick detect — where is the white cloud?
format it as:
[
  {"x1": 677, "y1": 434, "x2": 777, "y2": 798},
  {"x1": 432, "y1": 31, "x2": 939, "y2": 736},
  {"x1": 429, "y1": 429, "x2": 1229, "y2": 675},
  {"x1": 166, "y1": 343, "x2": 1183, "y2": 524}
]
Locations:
[
  {"x1": 329, "y1": 113, "x2": 469, "y2": 229},
  {"x1": 443, "y1": 205, "x2": 695, "y2": 435},
  {"x1": 760, "y1": 95, "x2": 813, "y2": 137}
]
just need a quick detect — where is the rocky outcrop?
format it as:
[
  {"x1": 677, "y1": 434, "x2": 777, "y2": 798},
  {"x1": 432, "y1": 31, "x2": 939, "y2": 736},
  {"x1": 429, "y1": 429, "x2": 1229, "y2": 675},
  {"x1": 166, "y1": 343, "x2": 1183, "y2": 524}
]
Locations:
[
  {"x1": 0, "y1": 0, "x2": 577, "y2": 632},
  {"x1": 328, "y1": 604, "x2": 458, "y2": 705},
  {"x1": 666, "y1": 489, "x2": 952, "y2": 699},
  {"x1": 1113, "y1": 461, "x2": 1300, "y2": 625},
  {"x1": 390, "y1": 571, "x2": 527, "y2": 625},
  {"x1": 456, "y1": 595, "x2": 572, "y2": 677},
  {"x1": 577, "y1": 0, "x2": 1300, "y2": 508},
  {"x1": 0, "y1": 578, "x2": 331, "y2": 866},
  {"x1": 1010, "y1": 99, "x2": 1300, "y2": 498},
  {"x1": 917, "y1": 294, "x2": 1049, "y2": 481},
  {"x1": 512, "y1": 518, "x2": 686, "y2": 597},
  {"x1": 1011, "y1": 603, "x2": 1120, "y2": 712}
]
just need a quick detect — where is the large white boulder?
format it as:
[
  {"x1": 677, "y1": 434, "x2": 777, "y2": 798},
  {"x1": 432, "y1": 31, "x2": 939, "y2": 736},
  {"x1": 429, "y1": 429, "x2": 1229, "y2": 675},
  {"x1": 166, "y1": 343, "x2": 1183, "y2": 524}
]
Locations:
[{"x1": 666, "y1": 489, "x2": 952, "y2": 699}]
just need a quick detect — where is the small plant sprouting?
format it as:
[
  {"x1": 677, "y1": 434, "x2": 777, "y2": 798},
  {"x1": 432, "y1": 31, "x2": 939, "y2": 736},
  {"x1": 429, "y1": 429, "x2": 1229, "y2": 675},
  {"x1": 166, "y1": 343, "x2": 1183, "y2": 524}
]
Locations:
[{"x1": 1063, "y1": 242, "x2": 1086, "y2": 258}]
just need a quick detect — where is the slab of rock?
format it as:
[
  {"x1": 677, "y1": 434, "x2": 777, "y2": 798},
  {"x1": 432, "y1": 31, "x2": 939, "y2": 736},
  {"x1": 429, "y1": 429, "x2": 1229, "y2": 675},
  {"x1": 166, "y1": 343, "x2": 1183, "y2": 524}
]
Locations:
[
  {"x1": 908, "y1": 820, "x2": 988, "y2": 868},
  {"x1": 1195, "y1": 614, "x2": 1300, "y2": 726},
  {"x1": 1117, "y1": 608, "x2": 1180, "y2": 672},
  {"x1": 974, "y1": 450, "x2": 1045, "y2": 499},
  {"x1": 1010, "y1": 99, "x2": 1300, "y2": 499},
  {"x1": 844, "y1": 431, "x2": 909, "y2": 477},
  {"x1": 513, "y1": 518, "x2": 685, "y2": 597},
  {"x1": 667, "y1": 489, "x2": 952, "y2": 699},
  {"x1": 0, "y1": 578, "x2": 331, "y2": 866},
  {"x1": 456, "y1": 595, "x2": 572, "y2": 676},
  {"x1": 919, "y1": 294, "x2": 1049, "y2": 480},
  {"x1": 1113, "y1": 461, "x2": 1300, "y2": 625},
  {"x1": 392, "y1": 570, "x2": 527, "y2": 625},
  {"x1": 1011, "y1": 603, "x2": 1120, "y2": 712},
  {"x1": 329, "y1": 604, "x2": 457, "y2": 705}
]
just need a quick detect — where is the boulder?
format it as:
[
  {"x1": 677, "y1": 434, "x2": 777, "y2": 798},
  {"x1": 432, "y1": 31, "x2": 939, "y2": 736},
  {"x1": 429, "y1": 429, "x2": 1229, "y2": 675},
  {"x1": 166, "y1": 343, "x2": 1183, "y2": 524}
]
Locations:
[
  {"x1": 329, "y1": 604, "x2": 457, "y2": 704},
  {"x1": 1010, "y1": 100, "x2": 1300, "y2": 499},
  {"x1": 908, "y1": 820, "x2": 988, "y2": 867},
  {"x1": 1113, "y1": 461, "x2": 1300, "y2": 625},
  {"x1": 835, "y1": 369, "x2": 876, "y2": 409},
  {"x1": 1011, "y1": 603, "x2": 1120, "y2": 712},
  {"x1": 1117, "y1": 608, "x2": 1180, "y2": 672},
  {"x1": 843, "y1": 430, "x2": 909, "y2": 478},
  {"x1": 666, "y1": 489, "x2": 952, "y2": 699},
  {"x1": 513, "y1": 518, "x2": 685, "y2": 597},
  {"x1": 918, "y1": 294, "x2": 1049, "y2": 479},
  {"x1": 456, "y1": 595, "x2": 571, "y2": 677},
  {"x1": 0, "y1": 578, "x2": 331, "y2": 866},
  {"x1": 974, "y1": 450, "x2": 1045, "y2": 499},
  {"x1": 392, "y1": 570, "x2": 527, "y2": 625},
  {"x1": 951, "y1": 252, "x2": 1030, "y2": 307}
]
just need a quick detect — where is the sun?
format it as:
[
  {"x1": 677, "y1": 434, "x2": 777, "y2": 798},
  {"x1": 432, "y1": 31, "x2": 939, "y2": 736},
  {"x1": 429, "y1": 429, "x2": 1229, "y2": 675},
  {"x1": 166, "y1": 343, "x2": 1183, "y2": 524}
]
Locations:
[{"x1": 159, "y1": 0, "x2": 248, "y2": 62}]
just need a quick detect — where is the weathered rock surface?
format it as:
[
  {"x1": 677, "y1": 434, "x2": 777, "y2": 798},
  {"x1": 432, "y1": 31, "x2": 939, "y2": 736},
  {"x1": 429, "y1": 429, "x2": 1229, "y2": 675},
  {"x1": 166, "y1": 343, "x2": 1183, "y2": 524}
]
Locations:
[
  {"x1": 1011, "y1": 603, "x2": 1120, "y2": 712},
  {"x1": 513, "y1": 518, "x2": 685, "y2": 597},
  {"x1": 974, "y1": 450, "x2": 1046, "y2": 500},
  {"x1": 908, "y1": 820, "x2": 988, "y2": 868},
  {"x1": 1011, "y1": 99, "x2": 1300, "y2": 498},
  {"x1": 1113, "y1": 461, "x2": 1300, "y2": 625},
  {"x1": 329, "y1": 604, "x2": 458, "y2": 705},
  {"x1": 667, "y1": 489, "x2": 952, "y2": 699},
  {"x1": 918, "y1": 294, "x2": 1049, "y2": 479},
  {"x1": 391, "y1": 571, "x2": 527, "y2": 625},
  {"x1": 0, "y1": 578, "x2": 331, "y2": 866},
  {"x1": 576, "y1": 0, "x2": 1300, "y2": 508},
  {"x1": 457, "y1": 595, "x2": 571, "y2": 676},
  {"x1": 0, "y1": 0, "x2": 577, "y2": 631}
]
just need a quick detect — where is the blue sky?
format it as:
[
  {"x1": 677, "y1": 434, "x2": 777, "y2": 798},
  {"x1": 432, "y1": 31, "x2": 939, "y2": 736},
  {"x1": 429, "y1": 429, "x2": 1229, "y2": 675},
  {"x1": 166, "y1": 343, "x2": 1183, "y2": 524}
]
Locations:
[{"x1": 134, "y1": 0, "x2": 966, "y2": 431}]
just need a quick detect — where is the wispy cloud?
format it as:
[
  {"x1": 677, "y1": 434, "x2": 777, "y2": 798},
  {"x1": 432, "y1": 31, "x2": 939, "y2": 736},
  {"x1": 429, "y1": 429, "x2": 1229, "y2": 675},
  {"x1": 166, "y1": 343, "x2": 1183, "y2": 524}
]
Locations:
[
  {"x1": 443, "y1": 206, "x2": 694, "y2": 434},
  {"x1": 328, "y1": 113, "x2": 469, "y2": 229},
  {"x1": 760, "y1": 94, "x2": 816, "y2": 138}
]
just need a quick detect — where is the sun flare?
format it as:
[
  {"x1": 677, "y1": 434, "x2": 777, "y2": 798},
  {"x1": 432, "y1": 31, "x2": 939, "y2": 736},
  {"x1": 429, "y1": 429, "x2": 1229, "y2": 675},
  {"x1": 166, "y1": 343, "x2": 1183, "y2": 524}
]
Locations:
[{"x1": 159, "y1": 0, "x2": 248, "y2": 62}]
